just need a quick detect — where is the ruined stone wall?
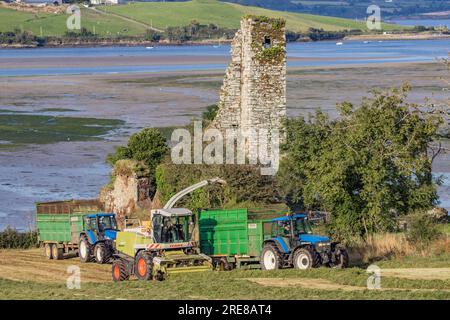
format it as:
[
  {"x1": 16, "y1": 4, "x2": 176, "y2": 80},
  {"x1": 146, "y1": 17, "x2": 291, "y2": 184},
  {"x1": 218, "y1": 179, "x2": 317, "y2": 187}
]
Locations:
[
  {"x1": 99, "y1": 160, "x2": 152, "y2": 224},
  {"x1": 212, "y1": 16, "x2": 287, "y2": 152}
]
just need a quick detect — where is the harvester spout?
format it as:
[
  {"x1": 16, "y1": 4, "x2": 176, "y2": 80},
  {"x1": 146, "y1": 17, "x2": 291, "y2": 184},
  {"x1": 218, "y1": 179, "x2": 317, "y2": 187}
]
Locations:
[{"x1": 163, "y1": 177, "x2": 226, "y2": 209}]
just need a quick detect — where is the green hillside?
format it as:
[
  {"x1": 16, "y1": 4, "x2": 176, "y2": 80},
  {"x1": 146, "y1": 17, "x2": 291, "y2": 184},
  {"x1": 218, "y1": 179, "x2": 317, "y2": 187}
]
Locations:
[
  {"x1": 0, "y1": 0, "x2": 405, "y2": 37},
  {"x1": 100, "y1": 0, "x2": 404, "y2": 32},
  {"x1": 0, "y1": 7, "x2": 146, "y2": 37}
]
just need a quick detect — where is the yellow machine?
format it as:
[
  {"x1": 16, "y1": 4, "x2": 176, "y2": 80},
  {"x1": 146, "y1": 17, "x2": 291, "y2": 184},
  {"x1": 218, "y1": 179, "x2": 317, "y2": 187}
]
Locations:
[{"x1": 112, "y1": 178, "x2": 226, "y2": 281}]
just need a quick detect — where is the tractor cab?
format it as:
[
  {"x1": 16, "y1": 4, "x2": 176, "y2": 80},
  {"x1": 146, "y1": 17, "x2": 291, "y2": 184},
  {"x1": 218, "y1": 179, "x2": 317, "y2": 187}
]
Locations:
[
  {"x1": 270, "y1": 214, "x2": 330, "y2": 246},
  {"x1": 84, "y1": 213, "x2": 118, "y2": 243},
  {"x1": 150, "y1": 208, "x2": 194, "y2": 244}
]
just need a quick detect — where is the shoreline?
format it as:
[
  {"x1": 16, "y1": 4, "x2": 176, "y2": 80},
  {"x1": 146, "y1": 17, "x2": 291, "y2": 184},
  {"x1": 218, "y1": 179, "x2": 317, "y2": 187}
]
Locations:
[
  {"x1": 345, "y1": 32, "x2": 450, "y2": 41},
  {"x1": 0, "y1": 39, "x2": 234, "y2": 50},
  {"x1": 2, "y1": 33, "x2": 449, "y2": 49}
]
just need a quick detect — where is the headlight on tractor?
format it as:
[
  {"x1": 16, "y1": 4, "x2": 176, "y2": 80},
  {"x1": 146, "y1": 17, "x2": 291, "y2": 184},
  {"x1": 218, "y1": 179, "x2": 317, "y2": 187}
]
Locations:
[{"x1": 316, "y1": 242, "x2": 331, "y2": 251}]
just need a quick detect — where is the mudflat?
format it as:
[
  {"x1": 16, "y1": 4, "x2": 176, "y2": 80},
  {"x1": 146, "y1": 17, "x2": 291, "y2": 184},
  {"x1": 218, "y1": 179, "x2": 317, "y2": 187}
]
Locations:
[{"x1": 0, "y1": 59, "x2": 448, "y2": 229}]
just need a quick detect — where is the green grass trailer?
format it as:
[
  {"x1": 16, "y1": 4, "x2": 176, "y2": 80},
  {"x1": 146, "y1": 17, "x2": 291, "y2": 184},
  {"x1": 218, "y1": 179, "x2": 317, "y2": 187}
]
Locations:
[
  {"x1": 36, "y1": 199, "x2": 102, "y2": 260},
  {"x1": 198, "y1": 209, "x2": 270, "y2": 270}
]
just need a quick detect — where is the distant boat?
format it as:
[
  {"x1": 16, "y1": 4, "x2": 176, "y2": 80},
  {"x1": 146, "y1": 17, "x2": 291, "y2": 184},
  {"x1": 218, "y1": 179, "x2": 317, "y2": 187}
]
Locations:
[
  {"x1": 336, "y1": 42, "x2": 343, "y2": 46},
  {"x1": 146, "y1": 46, "x2": 154, "y2": 49},
  {"x1": 363, "y1": 41, "x2": 370, "y2": 44}
]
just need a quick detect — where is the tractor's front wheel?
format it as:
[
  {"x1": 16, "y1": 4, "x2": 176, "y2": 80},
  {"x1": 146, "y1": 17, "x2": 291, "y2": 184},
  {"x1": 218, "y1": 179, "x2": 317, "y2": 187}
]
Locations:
[
  {"x1": 94, "y1": 242, "x2": 111, "y2": 264},
  {"x1": 331, "y1": 245, "x2": 349, "y2": 269},
  {"x1": 112, "y1": 259, "x2": 130, "y2": 282},
  {"x1": 79, "y1": 235, "x2": 93, "y2": 263},
  {"x1": 260, "y1": 244, "x2": 283, "y2": 270},
  {"x1": 293, "y1": 248, "x2": 319, "y2": 270},
  {"x1": 135, "y1": 251, "x2": 153, "y2": 281}
]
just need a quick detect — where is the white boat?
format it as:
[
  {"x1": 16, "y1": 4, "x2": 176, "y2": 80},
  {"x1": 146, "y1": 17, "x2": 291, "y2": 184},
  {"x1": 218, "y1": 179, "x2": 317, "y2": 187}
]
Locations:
[
  {"x1": 336, "y1": 42, "x2": 343, "y2": 46},
  {"x1": 363, "y1": 41, "x2": 370, "y2": 44},
  {"x1": 146, "y1": 46, "x2": 154, "y2": 49}
]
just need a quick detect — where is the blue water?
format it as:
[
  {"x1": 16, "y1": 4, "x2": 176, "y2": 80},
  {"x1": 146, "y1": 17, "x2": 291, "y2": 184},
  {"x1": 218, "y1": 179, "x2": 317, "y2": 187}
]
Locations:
[{"x1": 0, "y1": 39, "x2": 449, "y2": 77}]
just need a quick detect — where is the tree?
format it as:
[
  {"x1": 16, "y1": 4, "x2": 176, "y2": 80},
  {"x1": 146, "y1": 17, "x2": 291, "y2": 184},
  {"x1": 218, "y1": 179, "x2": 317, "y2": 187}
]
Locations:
[
  {"x1": 279, "y1": 85, "x2": 443, "y2": 241},
  {"x1": 107, "y1": 128, "x2": 169, "y2": 192}
]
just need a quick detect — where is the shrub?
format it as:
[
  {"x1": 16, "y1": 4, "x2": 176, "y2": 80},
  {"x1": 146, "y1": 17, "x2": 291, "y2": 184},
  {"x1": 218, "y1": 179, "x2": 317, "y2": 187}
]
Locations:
[
  {"x1": 202, "y1": 104, "x2": 219, "y2": 125},
  {"x1": 406, "y1": 212, "x2": 443, "y2": 249},
  {"x1": 155, "y1": 163, "x2": 280, "y2": 211},
  {"x1": 106, "y1": 128, "x2": 168, "y2": 198},
  {"x1": 107, "y1": 128, "x2": 168, "y2": 172},
  {"x1": 0, "y1": 227, "x2": 38, "y2": 249},
  {"x1": 113, "y1": 159, "x2": 150, "y2": 178},
  {"x1": 144, "y1": 29, "x2": 162, "y2": 42}
]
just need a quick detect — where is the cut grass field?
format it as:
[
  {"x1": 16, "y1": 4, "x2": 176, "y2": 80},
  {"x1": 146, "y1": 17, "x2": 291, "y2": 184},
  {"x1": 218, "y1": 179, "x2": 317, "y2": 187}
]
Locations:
[
  {"x1": 0, "y1": 0, "x2": 406, "y2": 37},
  {"x1": 0, "y1": 249, "x2": 449, "y2": 299},
  {"x1": 0, "y1": 113, "x2": 124, "y2": 146}
]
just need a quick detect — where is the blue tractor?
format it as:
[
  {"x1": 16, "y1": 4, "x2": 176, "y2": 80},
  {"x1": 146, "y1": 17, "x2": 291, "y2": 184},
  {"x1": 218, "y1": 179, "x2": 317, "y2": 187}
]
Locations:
[
  {"x1": 260, "y1": 214, "x2": 349, "y2": 270},
  {"x1": 79, "y1": 213, "x2": 118, "y2": 264}
]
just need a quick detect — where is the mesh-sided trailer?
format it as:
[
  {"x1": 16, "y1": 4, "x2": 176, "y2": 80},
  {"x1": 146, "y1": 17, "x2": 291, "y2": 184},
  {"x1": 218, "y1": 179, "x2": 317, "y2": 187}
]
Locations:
[{"x1": 35, "y1": 199, "x2": 103, "y2": 260}]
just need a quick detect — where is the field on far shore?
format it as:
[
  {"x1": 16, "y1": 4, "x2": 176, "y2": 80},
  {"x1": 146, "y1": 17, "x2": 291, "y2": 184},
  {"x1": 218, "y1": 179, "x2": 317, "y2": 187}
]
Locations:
[
  {"x1": 0, "y1": 0, "x2": 406, "y2": 37},
  {"x1": 0, "y1": 248, "x2": 449, "y2": 299}
]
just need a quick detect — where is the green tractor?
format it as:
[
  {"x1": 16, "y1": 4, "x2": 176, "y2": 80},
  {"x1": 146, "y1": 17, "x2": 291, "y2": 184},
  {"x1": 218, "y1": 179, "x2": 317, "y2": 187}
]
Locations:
[{"x1": 111, "y1": 178, "x2": 226, "y2": 281}]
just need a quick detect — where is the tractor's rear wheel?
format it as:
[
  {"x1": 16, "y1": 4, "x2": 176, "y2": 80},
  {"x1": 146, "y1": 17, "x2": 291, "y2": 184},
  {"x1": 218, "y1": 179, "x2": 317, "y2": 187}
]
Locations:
[
  {"x1": 260, "y1": 244, "x2": 283, "y2": 270},
  {"x1": 79, "y1": 235, "x2": 93, "y2": 263},
  {"x1": 94, "y1": 242, "x2": 111, "y2": 264},
  {"x1": 44, "y1": 243, "x2": 53, "y2": 260},
  {"x1": 52, "y1": 244, "x2": 64, "y2": 260},
  {"x1": 331, "y1": 245, "x2": 349, "y2": 269},
  {"x1": 112, "y1": 259, "x2": 130, "y2": 282},
  {"x1": 135, "y1": 251, "x2": 153, "y2": 281}
]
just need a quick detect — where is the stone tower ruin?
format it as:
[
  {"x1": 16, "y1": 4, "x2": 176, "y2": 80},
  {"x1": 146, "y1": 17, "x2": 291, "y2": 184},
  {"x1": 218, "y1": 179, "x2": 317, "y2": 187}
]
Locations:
[{"x1": 211, "y1": 16, "x2": 287, "y2": 149}]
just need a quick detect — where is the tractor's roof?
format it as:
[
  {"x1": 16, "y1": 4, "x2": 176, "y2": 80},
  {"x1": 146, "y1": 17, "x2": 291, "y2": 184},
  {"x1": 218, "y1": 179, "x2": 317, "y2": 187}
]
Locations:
[
  {"x1": 272, "y1": 213, "x2": 306, "y2": 222},
  {"x1": 86, "y1": 212, "x2": 115, "y2": 218},
  {"x1": 151, "y1": 208, "x2": 193, "y2": 217}
]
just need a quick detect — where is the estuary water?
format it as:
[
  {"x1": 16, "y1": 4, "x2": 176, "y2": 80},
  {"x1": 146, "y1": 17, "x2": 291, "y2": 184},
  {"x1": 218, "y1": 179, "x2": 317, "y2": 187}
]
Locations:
[{"x1": 0, "y1": 39, "x2": 449, "y2": 77}]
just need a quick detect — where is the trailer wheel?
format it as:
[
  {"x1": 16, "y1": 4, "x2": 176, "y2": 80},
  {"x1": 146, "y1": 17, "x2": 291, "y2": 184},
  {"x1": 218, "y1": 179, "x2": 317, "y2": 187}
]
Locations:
[
  {"x1": 135, "y1": 251, "x2": 153, "y2": 281},
  {"x1": 52, "y1": 244, "x2": 64, "y2": 260},
  {"x1": 293, "y1": 248, "x2": 320, "y2": 270},
  {"x1": 79, "y1": 235, "x2": 93, "y2": 263},
  {"x1": 94, "y1": 242, "x2": 111, "y2": 264},
  {"x1": 44, "y1": 243, "x2": 53, "y2": 260},
  {"x1": 217, "y1": 257, "x2": 233, "y2": 271},
  {"x1": 112, "y1": 259, "x2": 130, "y2": 282},
  {"x1": 260, "y1": 244, "x2": 283, "y2": 270}
]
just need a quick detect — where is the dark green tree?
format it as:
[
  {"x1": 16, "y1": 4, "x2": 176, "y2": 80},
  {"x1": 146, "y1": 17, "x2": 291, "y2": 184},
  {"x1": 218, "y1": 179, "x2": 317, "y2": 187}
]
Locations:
[{"x1": 279, "y1": 85, "x2": 443, "y2": 241}]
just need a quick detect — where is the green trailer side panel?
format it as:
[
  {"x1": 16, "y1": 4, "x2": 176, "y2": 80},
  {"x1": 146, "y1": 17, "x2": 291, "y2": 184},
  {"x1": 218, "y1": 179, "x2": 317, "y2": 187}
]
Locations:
[
  {"x1": 247, "y1": 220, "x2": 265, "y2": 257},
  {"x1": 199, "y1": 209, "x2": 249, "y2": 256},
  {"x1": 36, "y1": 213, "x2": 85, "y2": 243}
]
